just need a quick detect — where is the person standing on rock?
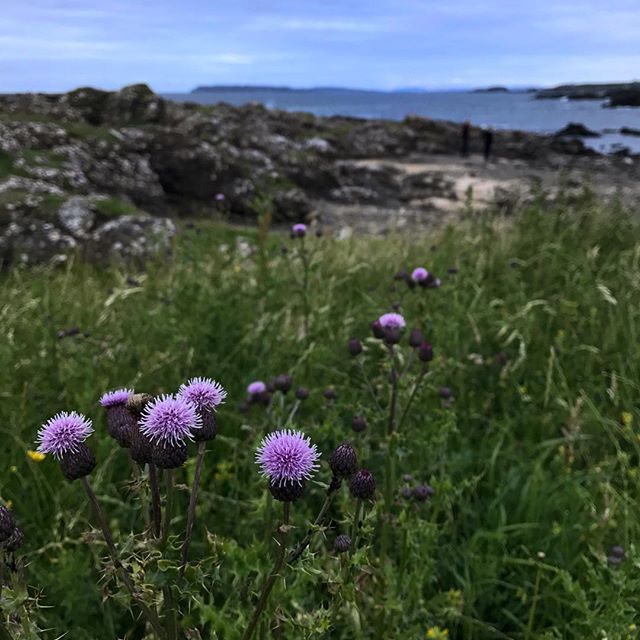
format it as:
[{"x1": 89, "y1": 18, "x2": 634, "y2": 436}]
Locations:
[
  {"x1": 461, "y1": 120, "x2": 470, "y2": 157},
  {"x1": 483, "y1": 127, "x2": 494, "y2": 161}
]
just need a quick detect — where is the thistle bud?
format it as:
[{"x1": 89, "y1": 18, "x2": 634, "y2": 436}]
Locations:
[
  {"x1": 418, "y1": 342, "x2": 434, "y2": 363},
  {"x1": 269, "y1": 479, "x2": 306, "y2": 502},
  {"x1": 413, "y1": 484, "x2": 435, "y2": 502},
  {"x1": 438, "y1": 387, "x2": 453, "y2": 400},
  {"x1": 129, "y1": 424, "x2": 153, "y2": 465},
  {"x1": 59, "y1": 442, "x2": 97, "y2": 481},
  {"x1": 323, "y1": 387, "x2": 337, "y2": 401},
  {"x1": 195, "y1": 408, "x2": 217, "y2": 441},
  {"x1": 329, "y1": 443, "x2": 358, "y2": 478},
  {"x1": 371, "y1": 320, "x2": 385, "y2": 339},
  {"x1": 295, "y1": 387, "x2": 310, "y2": 401},
  {"x1": 401, "y1": 486, "x2": 413, "y2": 500},
  {"x1": 409, "y1": 327, "x2": 424, "y2": 348},
  {"x1": 100, "y1": 389, "x2": 136, "y2": 448},
  {"x1": 349, "y1": 469, "x2": 376, "y2": 501},
  {"x1": 151, "y1": 442, "x2": 188, "y2": 469},
  {"x1": 351, "y1": 415, "x2": 368, "y2": 433},
  {"x1": 383, "y1": 326, "x2": 402, "y2": 345},
  {"x1": 274, "y1": 374, "x2": 292, "y2": 394},
  {"x1": 347, "y1": 337, "x2": 363, "y2": 356},
  {"x1": 333, "y1": 534, "x2": 351, "y2": 553}
]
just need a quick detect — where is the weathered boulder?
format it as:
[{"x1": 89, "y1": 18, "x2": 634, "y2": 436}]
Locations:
[
  {"x1": 0, "y1": 219, "x2": 77, "y2": 267},
  {"x1": 149, "y1": 135, "x2": 236, "y2": 201},
  {"x1": 57, "y1": 196, "x2": 95, "y2": 237},
  {"x1": 271, "y1": 187, "x2": 312, "y2": 221},
  {"x1": 86, "y1": 214, "x2": 176, "y2": 263}
]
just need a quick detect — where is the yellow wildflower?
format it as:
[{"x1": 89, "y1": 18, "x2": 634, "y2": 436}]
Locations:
[
  {"x1": 621, "y1": 412, "x2": 633, "y2": 427},
  {"x1": 27, "y1": 450, "x2": 46, "y2": 462},
  {"x1": 426, "y1": 627, "x2": 449, "y2": 639}
]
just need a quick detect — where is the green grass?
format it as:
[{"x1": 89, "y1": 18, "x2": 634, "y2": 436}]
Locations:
[
  {"x1": 0, "y1": 149, "x2": 14, "y2": 178},
  {"x1": 93, "y1": 196, "x2": 139, "y2": 218},
  {"x1": 1, "y1": 193, "x2": 639, "y2": 639}
]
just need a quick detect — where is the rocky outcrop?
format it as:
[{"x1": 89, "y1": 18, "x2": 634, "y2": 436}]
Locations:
[
  {"x1": 0, "y1": 83, "x2": 631, "y2": 267},
  {"x1": 607, "y1": 89, "x2": 640, "y2": 108},
  {"x1": 554, "y1": 123, "x2": 601, "y2": 137},
  {"x1": 536, "y1": 82, "x2": 640, "y2": 108}
]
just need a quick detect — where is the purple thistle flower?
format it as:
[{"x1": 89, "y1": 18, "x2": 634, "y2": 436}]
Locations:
[
  {"x1": 99, "y1": 388, "x2": 133, "y2": 407},
  {"x1": 378, "y1": 312, "x2": 406, "y2": 330},
  {"x1": 247, "y1": 380, "x2": 267, "y2": 396},
  {"x1": 37, "y1": 412, "x2": 93, "y2": 460},
  {"x1": 215, "y1": 193, "x2": 226, "y2": 201},
  {"x1": 291, "y1": 223, "x2": 307, "y2": 238},
  {"x1": 179, "y1": 377, "x2": 227, "y2": 411},
  {"x1": 411, "y1": 267, "x2": 429, "y2": 283},
  {"x1": 255, "y1": 429, "x2": 320, "y2": 486},
  {"x1": 139, "y1": 394, "x2": 202, "y2": 446}
]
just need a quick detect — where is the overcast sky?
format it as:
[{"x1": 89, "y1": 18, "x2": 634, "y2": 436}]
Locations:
[{"x1": 1, "y1": 0, "x2": 638, "y2": 92}]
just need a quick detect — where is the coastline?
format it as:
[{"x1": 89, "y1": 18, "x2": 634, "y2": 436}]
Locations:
[{"x1": 0, "y1": 84, "x2": 639, "y2": 267}]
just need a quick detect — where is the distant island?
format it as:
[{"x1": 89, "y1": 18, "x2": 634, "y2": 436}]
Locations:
[
  {"x1": 472, "y1": 86, "x2": 510, "y2": 93},
  {"x1": 535, "y1": 82, "x2": 640, "y2": 107}
]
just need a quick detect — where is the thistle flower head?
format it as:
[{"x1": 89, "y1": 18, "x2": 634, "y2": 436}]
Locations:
[
  {"x1": 291, "y1": 223, "x2": 307, "y2": 238},
  {"x1": 378, "y1": 312, "x2": 406, "y2": 330},
  {"x1": 255, "y1": 429, "x2": 320, "y2": 486},
  {"x1": 99, "y1": 388, "x2": 133, "y2": 408},
  {"x1": 179, "y1": 377, "x2": 227, "y2": 411},
  {"x1": 37, "y1": 412, "x2": 93, "y2": 459},
  {"x1": 411, "y1": 267, "x2": 429, "y2": 283},
  {"x1": 139, "y1": 394, "x2": 201, "y2": 445},
  {"x1": 247, "y1": 380, "x2": 267, "y2": 396}
]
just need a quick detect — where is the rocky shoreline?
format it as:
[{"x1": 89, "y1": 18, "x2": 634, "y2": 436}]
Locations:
[
  {"x1": 1, "y1": 84, "x2": 638, "y2": 268},
  {"x1": 535, "y1": 82, "x2": 640, "y2": 107}
]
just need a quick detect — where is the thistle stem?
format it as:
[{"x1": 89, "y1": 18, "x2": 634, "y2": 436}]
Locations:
[
  {"x1": 161, "y1": 470, "x2": 174, "y2": 549},
  {"x1": 288, "y1": 477, "x2": 340, "y2": 565},
  {"x1": 242, "y1": 501, "x2": 291, "y2": 640},
  {"x1": 81, "y1": 477, "x2": 165, "y2": 639},
  {"x1": 300, "y1": 238, "x2": 311, "y2": 338},
  {"x1": 179, "y1": 442, "x2": 207, "y2": 578},
  {"x1": 386, "y1": 348, "x2": 399, "y2": 437},
  {"x1": 396, "y1": 366, "x2": 427, "y2": 434},
  {"x1": 356, "y1": 359, "x2": 383, "y2": 413},
  {"x1": 285, "y1": 400, "x2": 301, "y2": 426},
  {"x1": 350, "y1": 500, "x2": 362, "y2": 550},
  {"x1": 148, "y1": 464, "x2": 162, "y2": 539}
]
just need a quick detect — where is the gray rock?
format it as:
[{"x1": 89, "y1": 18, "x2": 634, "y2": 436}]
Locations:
[
  {"x1": 0, "y1": 220, "x2": 77, "y2": 267},
  {"x1": 272, "y1": 187, "x2": 312, "y2": 221},
  {"x1": 303, "y1": 137, "x2": 332, "y2": 153},
  {"x1": 87, "y1": 214, "x2": 176, "y2": 263},
  {"x1": 58, "y1": 196, "x2": 95, "y2": 237},
  {"x1": 0, "y1": 176, "x2": 64, "y2": 196}
]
